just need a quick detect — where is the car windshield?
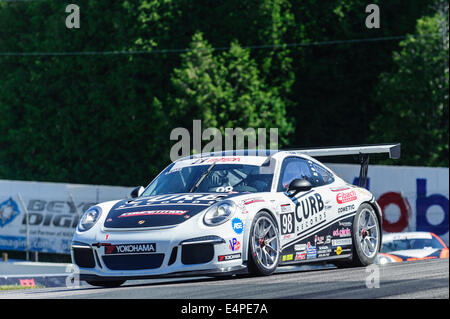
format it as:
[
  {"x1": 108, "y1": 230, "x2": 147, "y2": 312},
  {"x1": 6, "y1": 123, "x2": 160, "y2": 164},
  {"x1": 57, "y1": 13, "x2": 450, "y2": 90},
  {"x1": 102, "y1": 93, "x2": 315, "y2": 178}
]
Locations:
[
  {"x1": 142, "y1": 163, "x2": 274, "y2": 196},
  {"x1": 381, "y1": 237, "x2": 444, "y2": 253}
]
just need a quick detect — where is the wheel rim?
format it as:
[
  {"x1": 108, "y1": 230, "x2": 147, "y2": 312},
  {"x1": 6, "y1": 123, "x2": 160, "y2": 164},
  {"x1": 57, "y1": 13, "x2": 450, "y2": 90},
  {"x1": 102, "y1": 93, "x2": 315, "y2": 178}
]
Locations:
[
  {"x1": 251, "y1": 216, "x2": 279, "y2": 270},
  {"x1": 357, "y1": 208, "x2": 379, "y2": 259}
]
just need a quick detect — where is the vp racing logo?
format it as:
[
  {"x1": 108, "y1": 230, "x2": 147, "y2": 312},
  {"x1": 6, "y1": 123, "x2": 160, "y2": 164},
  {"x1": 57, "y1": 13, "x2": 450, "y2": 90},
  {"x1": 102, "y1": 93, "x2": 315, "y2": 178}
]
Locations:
[{"x1": 0, "y1": 197, "x2": 21, "y2": 228}]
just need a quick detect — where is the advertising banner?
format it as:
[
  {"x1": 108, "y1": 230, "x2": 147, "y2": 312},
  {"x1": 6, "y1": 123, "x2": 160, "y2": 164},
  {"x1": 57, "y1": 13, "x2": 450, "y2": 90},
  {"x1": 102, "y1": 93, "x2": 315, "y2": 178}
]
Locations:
[
  {"x1": 327, "y1": 164, "x2": 449, "y2": 245},
  {"x1": 0, "y1": 180, "x2": 132, "y2": 254}
]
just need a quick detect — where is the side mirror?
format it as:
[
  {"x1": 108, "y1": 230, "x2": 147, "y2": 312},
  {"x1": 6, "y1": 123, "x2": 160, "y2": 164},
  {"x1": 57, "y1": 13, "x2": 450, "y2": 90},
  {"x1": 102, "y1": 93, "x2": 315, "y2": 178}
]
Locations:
[
  {"x1": 287, "y1": 179, "x2": 312, "y2": 196},
  {"x1": 130, "y1": 186, "x2": 144, "y2": 198}
]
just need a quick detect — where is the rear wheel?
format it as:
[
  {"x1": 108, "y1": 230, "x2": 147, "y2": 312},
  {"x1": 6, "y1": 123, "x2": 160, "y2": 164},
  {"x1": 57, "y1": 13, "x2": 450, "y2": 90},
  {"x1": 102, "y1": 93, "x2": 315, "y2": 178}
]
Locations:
[
  {"x1": 334, "y1": 203, "x2": 381, "y2": 268},
  {"x1": 86, "y1": 280, "x2": 126, "y2": 288},
  {"x1": 248, "y1": 211, "x2": 280, "y2": 275}
]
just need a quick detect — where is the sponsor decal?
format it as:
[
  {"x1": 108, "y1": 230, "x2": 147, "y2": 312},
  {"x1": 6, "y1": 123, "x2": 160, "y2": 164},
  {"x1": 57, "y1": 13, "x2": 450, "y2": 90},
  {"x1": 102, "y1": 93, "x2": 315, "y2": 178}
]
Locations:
[
  {"x1": 337, "y1": 204, "x2": 355, "y2": 214},
  {"x1": 306, "y1": 242, "x2": 317, "y2": 259},
  {"x1": 117, "y1": 210, "x2": 188, "y2": 218},
  {"x1": 138, "y1": 220, "x2": 145, "y2": 225},
  {"x1": 318, "y1": 245, "x2": 332, "y2": 258},
  {"x1": 339, "y1": 221, "x2": 352, "y2": 227},
  {"x1": 332, "y1": 228, "x2": 351, "y2": 238},
  {"x1": 336, "y1": 246, "x2": 342, "y2": 255},
  {"x1": 336, "y1": 190, "x2": 357, "y2": 204},
  {"x1": 280, "y1": 203, "x2": 290, "y2": 213},
  {"x1": 218, "y1": 253, "x2": 241, "y2": 262},
  {"x1": 314, "y1": 235, "x2": 325, "y2": 245},
  {"x1": 228, "y1": 238, "x2": 241, "y2": 251},
  {"x1": 104, "y1": 243, "x2": 156, "y2": 255},
  {"x1": 295, "y1": 253, "x2": 306, "y2": 260},
  {"x1": 294, "y1": 244, "x2": 306, "y2": 252},
  {"x1": 243, "y1": 198, "x2": 265, "y2": 205},
  {"x1": 282, "y1": 254, "x2": 294, "y2": 262},
  {"x1": 117, "y1": 193, "x2": 231, "y2": 208},
  {"x1": 281, "y1": 212, "x2": 295, "y2": 235},
  {"x1": 294, "y1": 192, "x2": 326, "y2": 232},
  {"x1": 0, "y1": 198, "x2": 21, "y2": 228},
  {"x1": 330, "y1": 186, "x2": 351, "y2": 192},
  {"x1": 231, "y1": 218, "x2": 244, "y2": 234},
  {"x1": 332, "y1": 238, "x2": 352, "y2": 246},
  {"x1": 193, "y1": 157, "x2": 241, "y2": 164}
]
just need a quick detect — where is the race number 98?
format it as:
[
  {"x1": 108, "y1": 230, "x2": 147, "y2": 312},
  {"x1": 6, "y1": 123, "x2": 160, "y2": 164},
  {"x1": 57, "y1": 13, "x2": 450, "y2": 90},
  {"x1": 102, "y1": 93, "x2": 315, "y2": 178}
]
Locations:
[{"x1": 281, "y1": 212, "x2": 295, "y2": 235}]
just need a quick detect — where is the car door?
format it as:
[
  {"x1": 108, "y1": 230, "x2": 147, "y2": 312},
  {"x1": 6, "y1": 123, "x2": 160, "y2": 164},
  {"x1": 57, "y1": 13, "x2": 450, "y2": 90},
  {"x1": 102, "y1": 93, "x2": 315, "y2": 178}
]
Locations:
[{"x1": 276, "y1": 156, "x2": 336, "y2": 263}]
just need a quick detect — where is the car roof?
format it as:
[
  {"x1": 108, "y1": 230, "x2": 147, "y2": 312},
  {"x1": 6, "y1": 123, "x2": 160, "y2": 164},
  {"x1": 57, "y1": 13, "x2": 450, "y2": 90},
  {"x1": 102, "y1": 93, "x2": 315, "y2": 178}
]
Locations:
[
  {"x1": 383, "y1": 232, "x2": 434, "y2": 241},
  {"x1": 177, "y1": 149, "x2": 279, "y2": 161}
]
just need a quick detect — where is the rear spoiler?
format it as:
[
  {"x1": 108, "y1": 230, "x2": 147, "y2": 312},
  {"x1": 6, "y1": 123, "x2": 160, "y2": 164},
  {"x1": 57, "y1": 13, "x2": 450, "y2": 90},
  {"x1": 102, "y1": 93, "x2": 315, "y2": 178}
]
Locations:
[
  {"x1": 290, "y1": 143, "x2": 401, "y2": 159},
  {"x1": 290, "y1": 143, "x2": 401, "y2": 188}
]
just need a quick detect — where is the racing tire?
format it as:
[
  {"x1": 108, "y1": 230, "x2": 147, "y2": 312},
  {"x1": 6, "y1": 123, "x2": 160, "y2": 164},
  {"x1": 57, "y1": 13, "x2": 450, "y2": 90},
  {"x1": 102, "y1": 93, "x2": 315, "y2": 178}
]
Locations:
[
  {"x1": 86, "y1": 280, "x2": 126, "y2": 288},
  {"x1": 334, "y1": 203, "x2": 381, "y2": 268},
  {"x1": 247, "y1": 211, "x2": 280, "y2": 276}
]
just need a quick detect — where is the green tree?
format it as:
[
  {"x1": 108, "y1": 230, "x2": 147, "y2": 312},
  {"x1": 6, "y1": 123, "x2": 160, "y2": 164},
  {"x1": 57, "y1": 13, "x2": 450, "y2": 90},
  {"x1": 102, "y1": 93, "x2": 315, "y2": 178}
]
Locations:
[
  {"x1": 369, "y1": 7, "x2": 449, "y2": 166},
  {"x1": 168, "y1": 33, "x2": 293, "y2": 151}
]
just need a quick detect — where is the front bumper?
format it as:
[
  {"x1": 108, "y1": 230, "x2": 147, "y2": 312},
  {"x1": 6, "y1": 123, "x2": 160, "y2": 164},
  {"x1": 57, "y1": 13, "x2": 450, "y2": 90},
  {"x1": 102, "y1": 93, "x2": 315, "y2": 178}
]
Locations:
[
  {"x1": 79, "y1": 264, "x2": 248, "y2": 282},
  {"x1": 71, "y1": 219, "x2": 248, "y2": 281}
]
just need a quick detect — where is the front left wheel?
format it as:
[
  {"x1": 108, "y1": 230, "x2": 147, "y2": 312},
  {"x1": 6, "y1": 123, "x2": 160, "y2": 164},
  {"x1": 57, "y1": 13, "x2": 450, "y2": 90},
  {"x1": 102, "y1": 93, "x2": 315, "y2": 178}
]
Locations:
[{"x1": 247, "y1": 211, "x2": 280, "y2": 276}]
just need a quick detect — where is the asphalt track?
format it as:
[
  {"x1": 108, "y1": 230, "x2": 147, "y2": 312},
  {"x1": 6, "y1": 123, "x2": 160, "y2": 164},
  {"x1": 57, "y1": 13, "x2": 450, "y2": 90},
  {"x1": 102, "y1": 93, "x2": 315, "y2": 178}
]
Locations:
[{"x1": 0, "y1": 258, "x2": 447, "y2": 299}]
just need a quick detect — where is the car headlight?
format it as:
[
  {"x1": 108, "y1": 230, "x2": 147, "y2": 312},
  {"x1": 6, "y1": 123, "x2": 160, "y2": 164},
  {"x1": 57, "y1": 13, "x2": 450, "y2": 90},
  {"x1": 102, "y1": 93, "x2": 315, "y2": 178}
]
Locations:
[
  {"x1": 78, "y1": 206, "x2": 102, "y2": 232},
  {"x1": 203, "y1": 201, "x2": 236, "y2": 226},
  {"x1": 377, "y1": 255, "x2": 393, "y2": 265}
]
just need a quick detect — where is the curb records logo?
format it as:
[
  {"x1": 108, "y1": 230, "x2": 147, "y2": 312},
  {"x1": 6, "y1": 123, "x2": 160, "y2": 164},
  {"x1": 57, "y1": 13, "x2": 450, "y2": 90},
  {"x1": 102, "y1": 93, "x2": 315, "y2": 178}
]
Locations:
[{"x1": 0, "y1": 197, "x2": 21, "y2": 228}]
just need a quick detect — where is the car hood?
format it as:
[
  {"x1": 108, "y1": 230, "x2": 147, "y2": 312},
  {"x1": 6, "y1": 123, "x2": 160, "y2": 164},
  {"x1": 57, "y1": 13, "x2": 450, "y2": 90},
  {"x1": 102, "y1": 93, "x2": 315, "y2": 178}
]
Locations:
[
  {"x1": 382, "y1": 248, "x2": 442, "y2": 260},
  {"x1": 103, "y1": 192, "x2": 242, "y2": 229}
]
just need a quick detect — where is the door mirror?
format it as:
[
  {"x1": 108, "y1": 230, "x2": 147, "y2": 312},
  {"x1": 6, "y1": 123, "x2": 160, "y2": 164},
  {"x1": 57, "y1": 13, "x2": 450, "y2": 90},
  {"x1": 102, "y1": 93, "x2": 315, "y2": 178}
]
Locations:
[
  {"x1": 287, "y1": 179, "x2": 312, "y2": 196},
  {"x1": 130, "y1": 186, "x2": 144, "y2": 198}
]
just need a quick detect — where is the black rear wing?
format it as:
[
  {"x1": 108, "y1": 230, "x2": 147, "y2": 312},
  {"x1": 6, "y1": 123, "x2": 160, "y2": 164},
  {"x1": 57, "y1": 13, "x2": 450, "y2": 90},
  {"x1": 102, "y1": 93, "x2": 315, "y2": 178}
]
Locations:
[{"x1": 291, "y1": 143, "x2": 401, "y2": 188}]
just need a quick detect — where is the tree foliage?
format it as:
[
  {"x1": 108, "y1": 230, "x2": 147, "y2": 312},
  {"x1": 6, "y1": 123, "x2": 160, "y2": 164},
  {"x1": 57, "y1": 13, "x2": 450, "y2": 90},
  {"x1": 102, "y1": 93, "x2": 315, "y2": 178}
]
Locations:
[
  {"x1": 0, "y1": 0, "x2": 446, "y2": 187},
  {"x1": 168, "y1": 33, "x2": 293, "y2": 146},
  {"x1": 369, "y1": 8, "x2": 449, "y2": 166}
]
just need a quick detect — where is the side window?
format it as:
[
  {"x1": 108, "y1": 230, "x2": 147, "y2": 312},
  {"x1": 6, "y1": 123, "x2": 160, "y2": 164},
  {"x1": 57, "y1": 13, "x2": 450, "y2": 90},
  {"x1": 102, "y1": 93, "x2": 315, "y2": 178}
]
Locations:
[
  {"x1": 310, "y1": 162, "x2": 335, "y2": 186},
  {"x1": 278, "y1": 157, "x2": 335, "y2": 191},
  {"x1": 278, "y1": 157, "x2": 315, "y2": 191}
]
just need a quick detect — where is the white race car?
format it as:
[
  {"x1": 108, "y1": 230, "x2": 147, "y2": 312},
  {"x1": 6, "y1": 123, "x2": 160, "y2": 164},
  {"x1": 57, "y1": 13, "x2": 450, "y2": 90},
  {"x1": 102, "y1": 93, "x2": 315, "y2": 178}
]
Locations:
[
  {"x1": 71, "y1": 144, "x2": 400, "y2": 287},
  {"x1": 376, "y1": 232, "x2": 449, "y2": 264}
]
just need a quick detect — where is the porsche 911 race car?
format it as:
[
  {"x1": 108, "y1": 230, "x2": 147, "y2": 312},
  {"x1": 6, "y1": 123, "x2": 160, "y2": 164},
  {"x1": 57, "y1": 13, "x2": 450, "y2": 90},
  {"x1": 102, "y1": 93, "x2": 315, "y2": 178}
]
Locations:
[
  {"x1": 376, "y1": 232, "x2": 449, "y2": 264},
  {"x1": 71, "y1": 144, "x2": 400, "y2": 287}
]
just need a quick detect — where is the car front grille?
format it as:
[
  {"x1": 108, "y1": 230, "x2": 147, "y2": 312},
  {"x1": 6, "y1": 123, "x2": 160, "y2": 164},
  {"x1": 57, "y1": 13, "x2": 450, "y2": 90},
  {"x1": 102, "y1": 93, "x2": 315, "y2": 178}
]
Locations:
[
  {"x1": 72, "y1": 247, "x2": 96, "y2": 268},
  {"x1": 181, "y1": 243, "x2": 214, "y2": 265},
  {"x1": 102, "y1": 253, "x2": 165, "y2": 271}
]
